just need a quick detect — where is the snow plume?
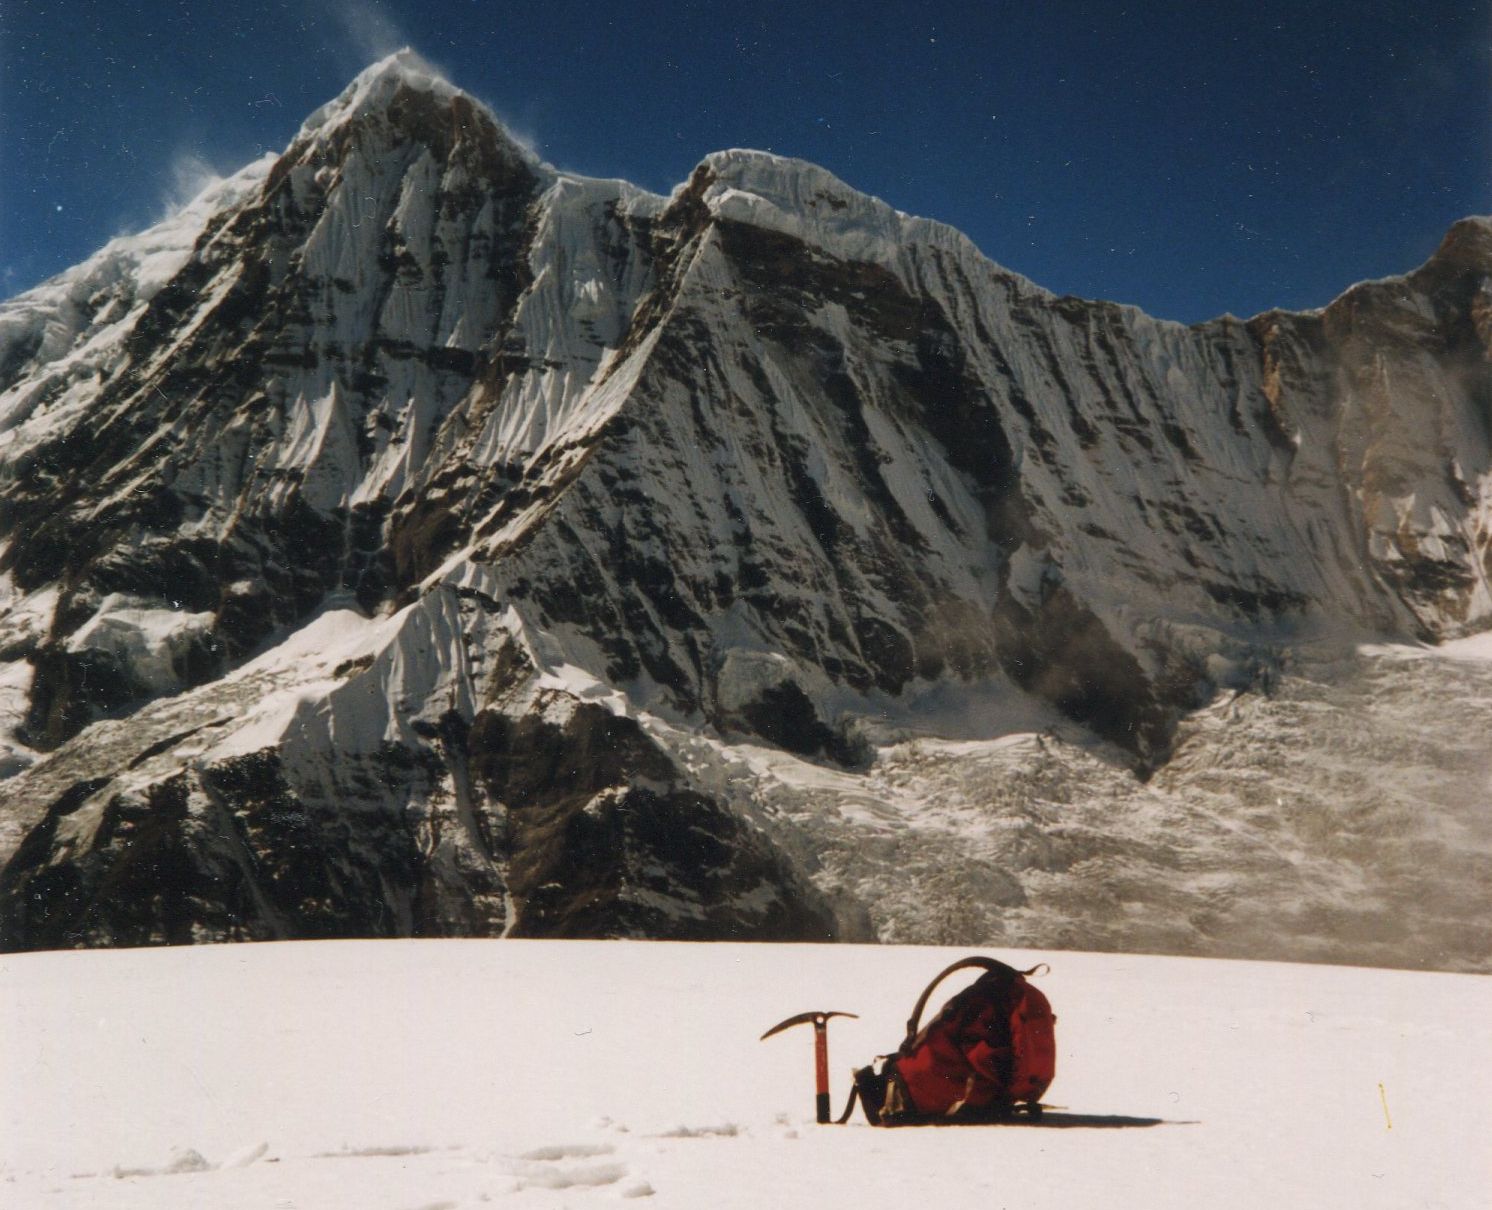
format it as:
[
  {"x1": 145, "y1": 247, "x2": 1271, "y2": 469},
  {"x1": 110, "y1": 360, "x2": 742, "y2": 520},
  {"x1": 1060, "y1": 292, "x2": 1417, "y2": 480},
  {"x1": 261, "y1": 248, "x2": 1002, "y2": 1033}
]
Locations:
[
  {"x1": 469, "y1": 92, "x2": 544, "y2": 164},
  {"x1": 163, "y1": 150, "x2": 223, "y2": 213},
  {"x1": 315, "y1": 0, "x2": 547, "y2": 158},
  {"x1": 96, "y1": 148, "x2": 220, "y2": 245},
  {"x1": 326, "y1": 0, "x2": 424, "y2": 73}
]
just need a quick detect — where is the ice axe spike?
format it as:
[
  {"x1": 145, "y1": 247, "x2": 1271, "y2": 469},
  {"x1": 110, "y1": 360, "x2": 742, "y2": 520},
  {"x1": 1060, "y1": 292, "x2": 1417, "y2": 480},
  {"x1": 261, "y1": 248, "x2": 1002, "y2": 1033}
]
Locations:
[{"x1": 760, "y1": 1010, "x2": 858, "y2": 1124}]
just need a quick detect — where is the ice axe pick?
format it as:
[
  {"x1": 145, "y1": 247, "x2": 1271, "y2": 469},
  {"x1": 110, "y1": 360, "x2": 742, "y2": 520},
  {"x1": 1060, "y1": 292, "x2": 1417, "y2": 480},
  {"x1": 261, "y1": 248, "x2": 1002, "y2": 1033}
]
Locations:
[{"x1": 760, "y1": 1010, "x2": 858, "y2": 1123}]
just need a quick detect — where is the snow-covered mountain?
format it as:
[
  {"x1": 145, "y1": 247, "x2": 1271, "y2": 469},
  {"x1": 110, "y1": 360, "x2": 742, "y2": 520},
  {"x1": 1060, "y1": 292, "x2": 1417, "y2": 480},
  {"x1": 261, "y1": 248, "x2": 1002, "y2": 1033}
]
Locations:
[{"x1": 1, "y1": 52, "x2": 1488, "y2": 962}]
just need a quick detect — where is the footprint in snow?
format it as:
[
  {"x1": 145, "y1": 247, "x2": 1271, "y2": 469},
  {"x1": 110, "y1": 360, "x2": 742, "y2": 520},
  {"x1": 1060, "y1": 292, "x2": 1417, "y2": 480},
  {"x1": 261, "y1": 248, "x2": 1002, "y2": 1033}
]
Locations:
[
  {"x1": 518, "y1": 1143, "x2": 617, "y2": 1162},
  {"x1": 509, "y1": 1142, "x2": 649, "y2": 1195},
  {"x1": 314, "y1": 1144, "x2": 435, "y2": 1159},
  {"x1": 221, "y1": 1142, "x2": 270, "y2": 1168},
  {"x1": 109, "y1": 1147, "x2": 214, "y2": 1178},
  {"x1": 654, "y1": 1123, "x2": 742, "y2": 1139}
]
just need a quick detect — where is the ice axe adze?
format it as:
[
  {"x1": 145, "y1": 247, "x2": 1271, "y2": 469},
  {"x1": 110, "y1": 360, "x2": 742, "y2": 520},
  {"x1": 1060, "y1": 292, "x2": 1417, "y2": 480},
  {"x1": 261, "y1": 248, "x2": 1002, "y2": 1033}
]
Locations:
[{"x1": 760, "y1": 1010, "x2": 858, "y2": 1123}]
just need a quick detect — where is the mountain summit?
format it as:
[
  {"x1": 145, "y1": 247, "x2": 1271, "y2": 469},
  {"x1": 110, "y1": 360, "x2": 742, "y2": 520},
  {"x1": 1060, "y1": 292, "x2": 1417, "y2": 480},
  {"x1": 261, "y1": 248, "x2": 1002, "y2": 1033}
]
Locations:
[{"x1": 0, "y1": 61, "x2": 1488, "y2": 959}]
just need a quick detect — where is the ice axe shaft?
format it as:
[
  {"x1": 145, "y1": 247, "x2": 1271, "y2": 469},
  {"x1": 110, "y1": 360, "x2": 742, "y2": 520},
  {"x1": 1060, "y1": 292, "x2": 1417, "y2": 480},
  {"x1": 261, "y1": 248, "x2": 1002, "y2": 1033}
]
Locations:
[{"x1": 760, "y1": 1010, "x2": 858, "y2": 1124}]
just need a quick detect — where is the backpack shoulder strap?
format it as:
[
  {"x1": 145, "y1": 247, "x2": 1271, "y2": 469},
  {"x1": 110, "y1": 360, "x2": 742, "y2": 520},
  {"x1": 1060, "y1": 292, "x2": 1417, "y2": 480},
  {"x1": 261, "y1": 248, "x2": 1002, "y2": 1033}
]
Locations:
[
  {"x1": 902, "y1": 956, "x2": 1044, "y2": 1047},
  {"x1": 834, "y1": 1083, "x2": 860, "y2": 1125}
]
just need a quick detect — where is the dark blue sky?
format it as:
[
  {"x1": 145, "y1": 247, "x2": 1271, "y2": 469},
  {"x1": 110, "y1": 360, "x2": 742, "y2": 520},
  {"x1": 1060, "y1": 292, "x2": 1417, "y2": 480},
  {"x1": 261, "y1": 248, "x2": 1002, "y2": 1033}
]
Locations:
[{"x1": 3, "y1": 1, "x2": 1487, "y2": 322}]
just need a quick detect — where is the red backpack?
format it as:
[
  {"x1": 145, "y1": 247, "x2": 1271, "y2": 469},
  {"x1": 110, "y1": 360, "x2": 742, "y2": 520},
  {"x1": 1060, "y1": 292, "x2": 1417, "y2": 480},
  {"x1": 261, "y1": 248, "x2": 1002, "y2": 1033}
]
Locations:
[{"x1": 843, "y1": 956, "x2": 1057, "y2": 1125}]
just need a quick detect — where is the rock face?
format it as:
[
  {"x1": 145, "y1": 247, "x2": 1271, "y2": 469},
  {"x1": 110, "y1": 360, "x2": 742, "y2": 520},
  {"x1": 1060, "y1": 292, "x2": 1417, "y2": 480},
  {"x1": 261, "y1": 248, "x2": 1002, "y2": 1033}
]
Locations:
[{"x1": 0, "y1": 52, "x2": 1488, "y2": 952}]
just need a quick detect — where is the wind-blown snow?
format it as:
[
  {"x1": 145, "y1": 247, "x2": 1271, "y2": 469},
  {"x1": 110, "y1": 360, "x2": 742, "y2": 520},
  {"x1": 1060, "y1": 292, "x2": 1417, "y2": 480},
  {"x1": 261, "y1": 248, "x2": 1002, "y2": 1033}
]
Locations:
[{"x1": 0, "y1": 940, "x2": 1486, "y2": 1208}]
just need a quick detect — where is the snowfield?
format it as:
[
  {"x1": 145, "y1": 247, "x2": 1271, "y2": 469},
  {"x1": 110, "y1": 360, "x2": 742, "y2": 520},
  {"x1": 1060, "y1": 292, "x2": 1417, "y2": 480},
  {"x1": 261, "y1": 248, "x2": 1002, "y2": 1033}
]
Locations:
[{"x1": 3, "y1": 940, "x2": 1487, "y2": 1208}]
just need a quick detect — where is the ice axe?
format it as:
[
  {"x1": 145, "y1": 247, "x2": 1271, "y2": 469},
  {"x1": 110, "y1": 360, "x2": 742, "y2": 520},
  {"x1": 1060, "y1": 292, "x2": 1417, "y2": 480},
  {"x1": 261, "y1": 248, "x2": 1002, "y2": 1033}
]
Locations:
[{"x1": 760, "y1": 1010, "x2": 858, "y2": 1123}]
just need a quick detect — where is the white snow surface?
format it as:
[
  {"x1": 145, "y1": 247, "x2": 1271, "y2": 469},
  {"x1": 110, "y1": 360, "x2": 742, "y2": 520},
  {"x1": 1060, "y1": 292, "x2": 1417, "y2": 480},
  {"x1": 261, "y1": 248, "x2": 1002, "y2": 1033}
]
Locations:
[{"x1": 1, "y1": 939, "x2": 1486, "y2": 1209}]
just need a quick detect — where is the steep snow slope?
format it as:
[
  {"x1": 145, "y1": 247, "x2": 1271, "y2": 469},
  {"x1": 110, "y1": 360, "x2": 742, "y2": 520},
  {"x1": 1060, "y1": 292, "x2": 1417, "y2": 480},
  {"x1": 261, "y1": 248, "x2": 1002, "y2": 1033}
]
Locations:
[
  {"x1": 0, "y1": 52, "x2": 1488, "y2": 957},
  {"x1": 2, "y1": 941, "x2": 1488, "y2": 1209}
]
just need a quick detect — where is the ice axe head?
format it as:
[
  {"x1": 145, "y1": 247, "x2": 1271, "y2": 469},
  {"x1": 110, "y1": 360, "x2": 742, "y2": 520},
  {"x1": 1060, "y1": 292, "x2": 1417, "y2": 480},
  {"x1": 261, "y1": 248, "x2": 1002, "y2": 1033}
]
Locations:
[{"x1": 760, "y1": 1010, "x2": 858, "y2": 1123}]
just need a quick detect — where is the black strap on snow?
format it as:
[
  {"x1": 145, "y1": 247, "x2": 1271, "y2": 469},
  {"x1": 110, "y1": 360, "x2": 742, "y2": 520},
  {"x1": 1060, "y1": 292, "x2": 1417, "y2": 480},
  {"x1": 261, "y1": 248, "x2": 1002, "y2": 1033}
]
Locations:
[
  {"x1": 834, "y1": 1083, "x2": 860, "y2": 1125},
  {"x1": 901, "y1": 956, "x2": 1044, "y2": 1049}
]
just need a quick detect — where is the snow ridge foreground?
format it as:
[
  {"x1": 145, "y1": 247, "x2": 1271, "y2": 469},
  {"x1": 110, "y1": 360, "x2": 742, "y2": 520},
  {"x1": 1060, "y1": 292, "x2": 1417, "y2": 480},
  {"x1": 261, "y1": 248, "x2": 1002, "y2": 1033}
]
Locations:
[{"x1": 2, "y1": 940, "x2": 1488, "y2": 1210}]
